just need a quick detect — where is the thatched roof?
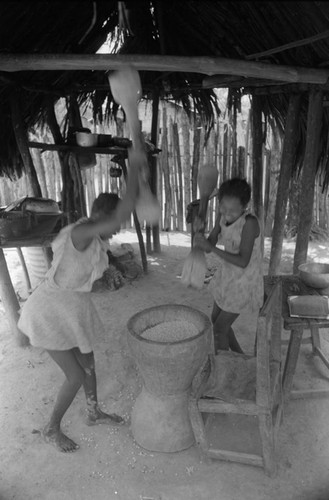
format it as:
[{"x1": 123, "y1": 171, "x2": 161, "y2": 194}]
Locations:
[{"x1": 1, "y1": 1, "x2": 329, "y2": 178}]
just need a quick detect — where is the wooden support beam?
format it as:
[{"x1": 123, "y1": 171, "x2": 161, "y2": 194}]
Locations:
[
  {"x1": 0, "y1": 248, "x2": 29, "y2": 346},
  {"x1": 1, "y1": 54, "x2": 329, "y2": 84},
  {"x1": 251, "y1": 94, "x2": 264, "y2": 244},
  {"x1": 246, "y1": 29, "x2": 329, "y2": 61},
  {"x1": 269, "y1": 94, "x2": 302, "y2": 275},
  {"x1": 150, "y1": 89, "x2": 161, "y2": 254},
  {"x1": 28, "y1": 141, "x2": 127, "y2": 155},
  {"x1": 293, "y1": 87, "x2": 323, "y2": 273}
]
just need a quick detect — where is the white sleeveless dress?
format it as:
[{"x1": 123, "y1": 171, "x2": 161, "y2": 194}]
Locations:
[
  {"x1": 18, "y1": 222, "x2": 109, "y2": 353},
  {"x1": 208, "y1": 212, "x2": 264, "y2": 314}
]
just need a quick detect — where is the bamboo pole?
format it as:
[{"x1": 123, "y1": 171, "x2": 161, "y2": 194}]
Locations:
[
  {"x1": 2, "y1": 54, "x2": 329, "y2": 84},
  {"x1": 251, "y1": 94, "x2": 264, "y2": 245},
  {"x1": 244, "y1": 109, "x2": 251, "y2": 184},
  {"x1": 293, "y1": 88, "x2": 324, "y2": 273},
  {"x1": 0, "y1": 248, "x2": 29, "y2": 346},
  {"x1": 161, "y1": 103, "x2": 171, "y2": 231},
  {"x1": 150, "y1": 90, "x2": 161, "y2": 253},
  {"x1": 191, "y1": 118, "x2": 201, "y2": 200},
  {"x1": 181, "y1": 111, "x2": 191, "y2": 212},
  {"x1": 223, "y1": 123, "x2": 229, "y2": 181},
  {"x1": 172, "y1": 122, "x2": 184, "y2": 231},
  {"x1": 16, "y1": 247, "x2": 32, "y2": 293}
]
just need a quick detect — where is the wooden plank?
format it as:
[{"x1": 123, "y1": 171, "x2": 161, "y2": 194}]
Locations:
[
  {"x1": 290, "y1": 389, "x2": 329, "y2": 399},
  {"x1": 198, "y1": 399, "x2": 261, "y2": 415},
  {"x1": 258, "y1": 413, "x2": 276, "y2": 477},
  {"x1": 1, "y1": 54, "x2": 329, "y2": 84},
  {"x1": 282, "y1": 327, "x2": 304, "y2": 401},
  {"x1": 313, "y1": 347, "x2": 329, "y2": 370},
  {"x1": 207, "y1": 448, "x2": 263, "y2": 467},
  {"x1": 28, "y1": 141, "x2": 127, "y2": 155}
]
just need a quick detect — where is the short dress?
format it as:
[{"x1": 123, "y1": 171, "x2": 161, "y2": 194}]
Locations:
[
  {"x1": 18, "y1": 221, "x2": 109, "y2": 353},
  {"x1": 208, "y1": 212, "x2": 264, "y2": 314}
]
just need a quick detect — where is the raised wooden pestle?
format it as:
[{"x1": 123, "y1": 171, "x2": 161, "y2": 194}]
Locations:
[
  {"x1": 181, "y1": 165, "x2": 218, "y2": 289},
  {"x1": 108, "y1": 67, "x2": 161, "y2": 225}
]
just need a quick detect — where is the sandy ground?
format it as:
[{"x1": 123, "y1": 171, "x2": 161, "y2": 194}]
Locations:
[{"x1": 1, "y1": 231, "x2": 329, "y2": 500}]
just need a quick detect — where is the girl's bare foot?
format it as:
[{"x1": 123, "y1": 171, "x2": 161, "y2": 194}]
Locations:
[
  {"x1": 42, "y1": 425, "x2": 80, "y2": 452},
  {"x1": 86, "y1": 406, "x2": 125, "y2": 426}
]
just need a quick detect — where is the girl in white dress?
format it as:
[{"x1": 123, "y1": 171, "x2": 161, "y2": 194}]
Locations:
[
  {"x1": 194, "y1": 178, "x2": 264, "y2": 354},
  {"x1": 18, "y1": 166, "x2": 138, "y2": 453}
]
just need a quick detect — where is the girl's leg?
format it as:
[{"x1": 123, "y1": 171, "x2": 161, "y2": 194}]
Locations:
[
  {"x1": 72, "y1": 348, "x2": 124, "y2": 425},
  {"x1": 44, "y1": 349, "x2": 85, "y2": 452},
  {"x1": 212, "y1": 307, "x2": 241, "y2": 353}
]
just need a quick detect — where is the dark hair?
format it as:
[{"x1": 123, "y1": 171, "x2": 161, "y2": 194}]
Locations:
[
  {"x1": 218, "y1": 177, "x2": 251, "y2": 206},
  {"x1": 91, "y1": 192, "x2": 120, "y2": 216}
]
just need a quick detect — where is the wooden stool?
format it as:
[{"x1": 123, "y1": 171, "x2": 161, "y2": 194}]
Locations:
[{"x1": 188, "y1": 281, "x2": 283, "y2": 476}]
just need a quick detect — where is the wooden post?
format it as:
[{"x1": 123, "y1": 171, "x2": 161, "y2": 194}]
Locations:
[
  {"x1": 192, "y1": 118, "x2": 201, "y2": 200},
  {"x1": 264, "y1": 124, "x2": 281, "y2": 238},
  {"x1": 244, "y1": 109, "x2": 251, "y2": 184},
  {"x1": 16, "y1": 247, "x2": 32, "y2": 293},
  {"x1": 293, "y1": 87, "x2": 323, "y2": 273},
  {"x1": 161, "y1": 103, "x2": 171, "y2": 231},
  {"x1": 223, "y1": 123, "x2": 229, "y2": 181},
  {"x1": 121, "y1": 160, "x2": 148, "y2": 273},
  {"x1": 182, "y1": 111, "x2": 191, "y2": 212},
  {"x1": 231, "y1": 105, "x2": 238, "y2": 177},
  {"x1": 150, "y1": 90, "x2": 161, "y2": 253},
  {"x1": 251, "y1": 94, "x2": 264, "y2": 243},
  {"x1": 173, "y1": 122, "x2": 184, "y2": 231},
  {"x1": 0, "y1": 248, "x2": 29, "y2": 346},
  {"x1": 11, "y1": 94, "x2": 42, "y2": 197}
]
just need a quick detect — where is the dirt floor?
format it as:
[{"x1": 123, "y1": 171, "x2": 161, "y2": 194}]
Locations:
[{"x1": 1, "y1": 231, "x2": 329, "y2": 500}]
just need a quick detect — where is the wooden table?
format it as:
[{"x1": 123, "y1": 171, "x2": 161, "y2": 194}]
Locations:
[
  {"x1": 264, "y1": 274, "x2": 329, "y2": 401},
  {"x1": 0, "y1": 233, "x2": 56, "y2": 346}
]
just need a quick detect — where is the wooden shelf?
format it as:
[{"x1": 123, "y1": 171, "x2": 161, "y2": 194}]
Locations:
[{"x1": 28, "y1": 141, "x2": 128, "y2": 155}]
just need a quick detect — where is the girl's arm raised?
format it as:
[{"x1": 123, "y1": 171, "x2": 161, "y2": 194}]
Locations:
[
  {"x1": 72, "y1": 157, "x2": 138, "y2": 251},
  {"x1": 195, "y1": 215, "x2": 260, "y2": 268}
]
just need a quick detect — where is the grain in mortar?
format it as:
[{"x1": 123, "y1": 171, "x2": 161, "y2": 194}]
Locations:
[{"x1": 141, "y1": 320, "x2": 198, "y2": 342}]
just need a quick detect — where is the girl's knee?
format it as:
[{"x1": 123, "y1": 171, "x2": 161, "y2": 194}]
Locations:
[{"x1": 73, "y1": 349, "x2": 95, "y2": 372}]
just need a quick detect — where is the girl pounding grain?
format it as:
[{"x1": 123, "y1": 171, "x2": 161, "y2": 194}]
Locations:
[
  {"x1": 18, "y1": 161, "x2": 138, "y2": 453},
  {"x1": 194, "y1": 178, "x2": 264, "y2": 354}
]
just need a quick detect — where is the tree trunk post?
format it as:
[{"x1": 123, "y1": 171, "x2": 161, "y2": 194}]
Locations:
[
  {"x1": 269, "y1": 94, "x2": 302, "y2": 274},
  {"x1": 293, "y1": 87, "x2": 323, "y2": 273},
  {"x1": 191, "y1": 117, "x2": 201, "y2": 200},
  {"x1": 251, "y1": 94, "x2": 264, "y2": 246},
  {"x1": 0, "y1": 248, "x2": 29, "y2": 346},
  {"x1": 150, "y1": 90, "x2": 161, "y2": 253},
  {"x1": 161, "y1": 103, "x2": 171, "y2": 231}
]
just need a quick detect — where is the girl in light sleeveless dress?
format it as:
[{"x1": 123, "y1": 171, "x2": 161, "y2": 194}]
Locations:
[
  {"x1": 194, "y1": 178, "x2": 264, "y2": 354},
  {"x1": 18, "y1": 166, "x2": 138, "y2": 453}
]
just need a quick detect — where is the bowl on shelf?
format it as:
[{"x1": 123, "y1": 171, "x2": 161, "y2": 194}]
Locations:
[
  {"x1": 76, "y1": 132, "x2": 98, "y2": 147},
  {"x1": 298, "y1": 262, "x2": 329, "y2": 294}
]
